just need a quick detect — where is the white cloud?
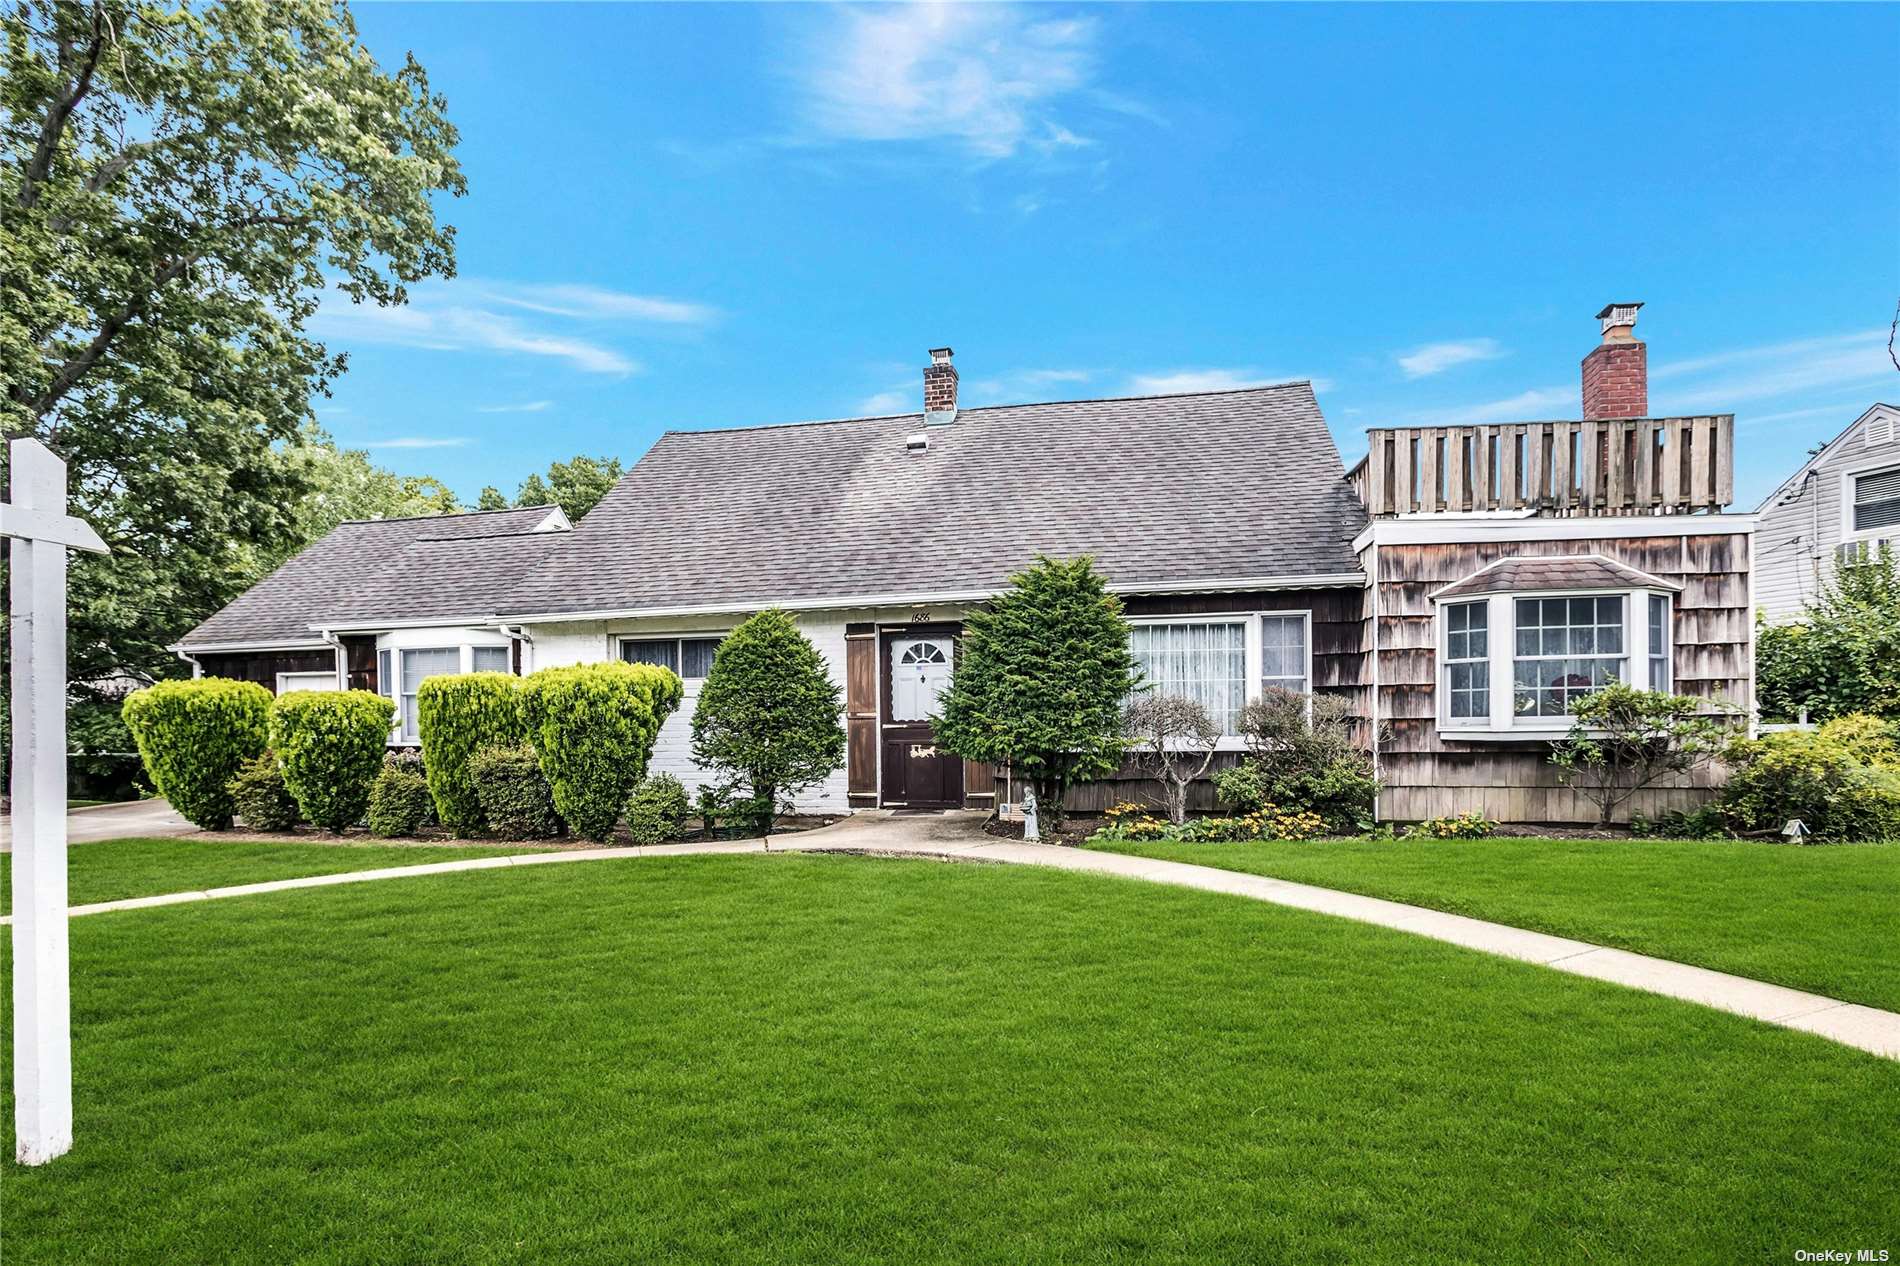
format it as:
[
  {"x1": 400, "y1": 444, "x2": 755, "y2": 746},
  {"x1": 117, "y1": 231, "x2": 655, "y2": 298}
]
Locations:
[
  {"x1": 1651, "y1": 330, "x2": 1894, "y2": 414},
  {"x1": 796, "y1": 4, "x2": 1098, "y2": 158},
  {"x1": 364, "y1": 437, "x2": 471, "y2": 450},
  {"x1": 312, "y1": 277, "x2": 717, "y2": 378},
  {"x1": 475, "y1": 282, "x2": 717, "y2": 326},
  {"x1": 1127, "y1": 369, "x2": 1330, "y2": 396},
  {"x1": 1396, "y1": 338, "x2": 1506, "y2": 379},
  {"x1": 965, "y1": 367, "x2": 1095, "y2": 403},
  {"x1": 476, "y1": 400, "x2": 553, "y2": 414},
  {"x1": 857, "y1": 388, "x2": 913, "y2": 415},
  {"x1": 1398, "y1": 386, "x2": 1576, "y2": 427}
]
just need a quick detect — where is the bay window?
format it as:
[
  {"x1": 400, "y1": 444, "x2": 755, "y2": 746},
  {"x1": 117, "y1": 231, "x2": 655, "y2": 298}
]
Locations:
[
  {"x1": 398, "y1": 647, "x2": 461, "y2": 742},
  {"x1": 1435, "y1": 582, "x2": 1675, "y2": 735},
  {"x1": 1128, "y1": 612, "x2": 1310, "y2": 737},
  {"x1": 382, "y1": 639, "x2": 520, "y2": 744}
]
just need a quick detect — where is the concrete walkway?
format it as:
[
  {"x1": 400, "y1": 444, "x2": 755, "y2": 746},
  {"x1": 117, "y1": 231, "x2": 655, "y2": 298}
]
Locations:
[
  {"x1": 0, "y1": 798, "x2": 197, "y2": 849},
  {"x1": 9, "y1": 810, "x2": 1898, "y2": 1061}
]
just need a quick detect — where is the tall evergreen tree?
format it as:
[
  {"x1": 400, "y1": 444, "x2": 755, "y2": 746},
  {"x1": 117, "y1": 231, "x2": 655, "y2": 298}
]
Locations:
[
  {"x1": 935, "y1": 556, "x2": 1140, "y2": 828},
  {"x1": 690, "y1": 610, "x2": 844, "y2": 838}
]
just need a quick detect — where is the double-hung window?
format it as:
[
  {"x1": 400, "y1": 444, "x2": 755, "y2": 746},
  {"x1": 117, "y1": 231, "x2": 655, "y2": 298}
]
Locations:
[
  {"x1": 620, "y1": 636, "x2": 721, "y2": 680},
  {"x1": 1647, "y1": 594, "x2": 1670, "y2": 691},
  {"x1": 1128, "y1": 612, "x2": 1310, "y2": 737},
  {"x1": 398, "y1": 647, "x2": 461, "y2": 743},
  {"x1": 1852, "y1": 467, "x2": 1900, "y2": 534},
  {"x1": 1443, "y1": 601, "x2": 1489, "y2": 721}
]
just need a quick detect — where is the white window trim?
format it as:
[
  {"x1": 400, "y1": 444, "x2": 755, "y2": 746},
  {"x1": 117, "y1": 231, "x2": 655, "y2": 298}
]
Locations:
[
  {"x1": 1840, "y1": 461, "x2": 1900, "y2": 542},
  {"x1": 615, "y1": 632, "x2": 729, "y2": 681},
  {"x1": 389, "y1": 643, "x2": 516, "y2": 745},
  {"x1": 1126, "y1": 610, "x2": 1314, "y2": 749},
  {"x1": 1434, "y1": 587, "x2": 1673, "y2": 740}
]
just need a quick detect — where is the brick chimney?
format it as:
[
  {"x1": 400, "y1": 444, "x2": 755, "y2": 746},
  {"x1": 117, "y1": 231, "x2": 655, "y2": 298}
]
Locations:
[
  {"x1": 1581, "y1": 302, "x2": 1647, "y2": 420},
  {"x1": 923, "y1": 346, "x2": 957, "y2": 423}
]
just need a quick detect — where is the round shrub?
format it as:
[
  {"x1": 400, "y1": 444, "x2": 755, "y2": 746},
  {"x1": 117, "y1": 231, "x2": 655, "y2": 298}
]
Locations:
[
  {"x1": 226, "y1": 751, "x2": 298, "y2": 832},
  {"x1": 468, "y1": 744, "x2": 564, "y2": 839},
  {"x1": 268, "y1": 690, "x2": 397, "y2": 832},
  {"x1": 367, "y1": 761, "x2": 434, "y2": 838},
  {"x1": 417, "y1": 672, "x2": 524, "y2": 835},
  {"x1": 121, "y1": 678, "x2": 272, "y2": 829},
  {"x1": 1718, "y1": 714, "x2": 1900, "y2": 843},
  {"x1": 519, "y1": 662, "x2": 683, "y2": 841},
  {"x1": 626, "y1": 773, "x2": 690, "y2": 844}
]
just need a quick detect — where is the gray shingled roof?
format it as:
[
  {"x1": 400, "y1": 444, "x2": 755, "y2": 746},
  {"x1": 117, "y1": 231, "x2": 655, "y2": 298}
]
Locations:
[
  {"x1": 502, "y1": 383, "x2": 1367, "y2": 617},
  {"x1": 1433, "y1": 555, "x2": 1680, "y2": 601},
  {"x1": 178, "y1": 506, "x2": 563, "y2": 648}
]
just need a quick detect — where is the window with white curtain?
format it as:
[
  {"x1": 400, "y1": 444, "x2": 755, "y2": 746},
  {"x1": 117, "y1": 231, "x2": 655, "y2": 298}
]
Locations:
[
  {"x1": 1130, "y1": 621, "x2": 1248, "y2": 734},
  {"x1": 1260, "y1": 614, "x2": 1309, "y2": 695},
  {"x1": 398, "y1": 647, "x2": 461, "y2": 742},
  {"x1": 1511, "y1": 596, "x2": 1626, "y2": 719}
]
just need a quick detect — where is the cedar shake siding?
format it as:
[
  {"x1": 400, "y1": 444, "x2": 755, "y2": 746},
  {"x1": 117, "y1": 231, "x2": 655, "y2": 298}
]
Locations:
[
  {"x1": 193, "y1": 647, "x2": 334, "y2": 692},
  {"x1": 1370, "y1": 533, "x2": 1751, "y2": 823}
]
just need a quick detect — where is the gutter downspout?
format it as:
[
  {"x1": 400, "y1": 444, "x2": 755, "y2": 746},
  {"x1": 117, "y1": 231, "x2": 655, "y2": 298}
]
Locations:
[
  {"x1": 174, "y1": 648, "x2": 203, "y2": 680},
  {"x1": 318, "y1": 628, "x2": 346, "y2": 689},
  {"x1": 499, "y1": 624, "x2": 534, "y2": 675},
  {"x1": 1367, "y1": 536, "x2": 1382, "y2": 823}
]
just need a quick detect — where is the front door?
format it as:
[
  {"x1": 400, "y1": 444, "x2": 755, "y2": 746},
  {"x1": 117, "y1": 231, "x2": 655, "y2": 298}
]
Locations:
[{"x1": 880, "y1": 629, "x2": 962, "y2": 809}]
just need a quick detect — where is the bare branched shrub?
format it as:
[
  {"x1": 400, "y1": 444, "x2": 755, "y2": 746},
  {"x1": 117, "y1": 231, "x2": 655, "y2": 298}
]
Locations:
[{"x1": 1123, "y1": 694, "x2": 1221, "y2": 825}]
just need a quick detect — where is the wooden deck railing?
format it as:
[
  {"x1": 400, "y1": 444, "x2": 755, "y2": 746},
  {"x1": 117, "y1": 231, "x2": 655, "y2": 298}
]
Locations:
[{"x1": 1347, "y1": 415, "x2": 1734, "y2": 517}]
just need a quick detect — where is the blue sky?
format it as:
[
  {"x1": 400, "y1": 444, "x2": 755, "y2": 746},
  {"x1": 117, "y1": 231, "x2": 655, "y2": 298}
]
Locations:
[{"x1": 321, "y1": 2, "x2": 1900, "y2": 509}]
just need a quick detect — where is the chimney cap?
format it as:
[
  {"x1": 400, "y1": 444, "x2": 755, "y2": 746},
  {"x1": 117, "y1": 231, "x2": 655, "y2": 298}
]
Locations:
[
  {"x1": 929, "y1": 346, "x2": 954, "y2": 363},
  {"x1": 1595, "y1": 301, "x2": 1644, "y2": 329}
]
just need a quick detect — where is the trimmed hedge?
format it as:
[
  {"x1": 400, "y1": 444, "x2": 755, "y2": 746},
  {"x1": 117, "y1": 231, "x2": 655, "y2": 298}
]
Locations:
[
  {"x1": 417, "y1": 672, "x2": 524, "y2": 835},
  {"x1": 367, "y1": 761, "x2": 434, "y2": 838},
  {"x1": 121, "y1": 678, "x2": 272, "y2": 829},
  {"x1": 1719, "y1": 714, "x2": 1900, "y2": 842},
  {"x1": 226, "y1": 751, "x2": 299, "y2": 832},
  {"x1": 626, "y1": 773, "x2": 690, "y2": 844},
  {"x1": 468, "y1": 744, "x2": 564, "y2": 839},
  {"x1": 268, "y1": 690, "x2": 397, "y2": 832},
  {"x1": 519, "y1": 662, "x2": 683, "y2": 840}
]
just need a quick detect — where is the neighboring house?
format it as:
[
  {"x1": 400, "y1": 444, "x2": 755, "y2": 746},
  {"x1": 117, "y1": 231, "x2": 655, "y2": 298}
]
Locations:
[
  {"x1": 178, "y1": 307, "x2": 1757, "y2": 823},
  {"x1": 1753, "y1": 401, "x2": 1900, "y2": 624},
  {"x1": 174, "y1": 504, "x2": 570, "y2": 742}
]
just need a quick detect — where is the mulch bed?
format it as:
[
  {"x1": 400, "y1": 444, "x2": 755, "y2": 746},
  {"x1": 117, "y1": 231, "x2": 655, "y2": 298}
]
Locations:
[{"x1": 203, "y1": 814, "x2": 844, "y2": 850}]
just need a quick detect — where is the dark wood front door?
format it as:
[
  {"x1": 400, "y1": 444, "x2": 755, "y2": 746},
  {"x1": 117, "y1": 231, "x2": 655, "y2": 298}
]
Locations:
[{"x1": 879, "y1": 626, "x2": 962, "y2": 809}]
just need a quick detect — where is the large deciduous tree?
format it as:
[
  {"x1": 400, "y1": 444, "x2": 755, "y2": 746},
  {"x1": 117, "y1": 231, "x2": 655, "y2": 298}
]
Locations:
[
  {"x1": 2, "y1": 0, "x2": 463, "y2": 718},
  {"x1": 934, "y1": 555, "x2": 1140, "y2": 829}
]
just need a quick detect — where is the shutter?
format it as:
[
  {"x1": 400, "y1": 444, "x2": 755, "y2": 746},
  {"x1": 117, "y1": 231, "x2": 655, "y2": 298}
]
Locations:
[{"x1": 845, "y1": 625, "x2": 878, "y2": 806}]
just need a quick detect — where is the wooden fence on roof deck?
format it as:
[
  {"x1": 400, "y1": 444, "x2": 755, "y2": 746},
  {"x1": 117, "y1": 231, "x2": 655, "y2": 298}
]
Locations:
[{"x1": 1347, "y1": 416, "x2": 1735, "y2": 518}]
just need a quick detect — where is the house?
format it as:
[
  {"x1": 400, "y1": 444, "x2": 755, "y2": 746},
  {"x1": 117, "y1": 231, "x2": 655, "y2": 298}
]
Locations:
[
  {"x1": 174, "y1": 504, "x2": 570, "y2": 742},
  {"x1": 176, "y1": 306, "x2": 1757, "y2": 823},
  {"x1": 1752, "y1": 401, "x2": 1900, "y2": 624}
]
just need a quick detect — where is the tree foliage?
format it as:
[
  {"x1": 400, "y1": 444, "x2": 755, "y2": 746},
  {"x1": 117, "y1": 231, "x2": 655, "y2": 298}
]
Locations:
[
  {"x1": 269, "y1": 428, "x2": 460, "y2": 568},
  {"x1": 268, "y1": 689, "x2": 397, "y2": 832},
  {"x1": 519, "y1": 662, "x2": 683, "y2": 841},
  {"x1": 934, "y1": 556, "x2": 1140, "y2": 827},
  {"x1": 1549, "y1": 682, "x2": 1734, "y2": 826},
  {"x1": 1756, "y1": 551, "x2": 1900, "y2": 722},
  {"x1": 120, "y1": 677, "x2": 271, "y2": 829},
  {"x1": 512, "y1": 454, "x2": 622, "y2": 523},
  {"x1": 690, "y1": 610, "x2": 844, "y2": 837},
  {"x1": 2, "y1": 0, "x2": 463, "y2": 710},
  {"x1": 1122, "y1": 693, "x2": 1219, "y2": 826},
  {"x1": 415, "y1": 671, "x2": 523, "y2": 835}
]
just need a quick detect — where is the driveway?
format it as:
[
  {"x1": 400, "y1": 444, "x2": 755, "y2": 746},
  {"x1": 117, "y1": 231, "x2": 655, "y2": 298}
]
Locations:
[{"x1": 0, "y1": 798, "x2": 195, "y2": 850}]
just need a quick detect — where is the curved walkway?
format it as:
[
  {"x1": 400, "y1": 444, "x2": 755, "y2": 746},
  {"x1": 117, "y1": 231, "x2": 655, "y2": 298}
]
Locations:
[{"x1": 12, "y1": 811, "x2": 1898, "y2": 1061}]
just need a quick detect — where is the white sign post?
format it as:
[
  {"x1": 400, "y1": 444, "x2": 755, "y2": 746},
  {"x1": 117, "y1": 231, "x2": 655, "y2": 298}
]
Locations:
[{"x1": 3, "y1": 437, "x2": 108, "y2": 1166}]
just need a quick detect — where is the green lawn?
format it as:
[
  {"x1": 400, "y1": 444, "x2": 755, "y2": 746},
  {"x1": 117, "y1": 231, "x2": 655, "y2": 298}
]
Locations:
[
  {"x1": 0, "y1": 837, "x2": 547, "y2": 915},
  {"x1": 5, "y1": 854, "x2": 1896, "y2": 1263},
  {"x1": 1089, "y1": 835, "x2": 1900, "y2": 1011}
]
